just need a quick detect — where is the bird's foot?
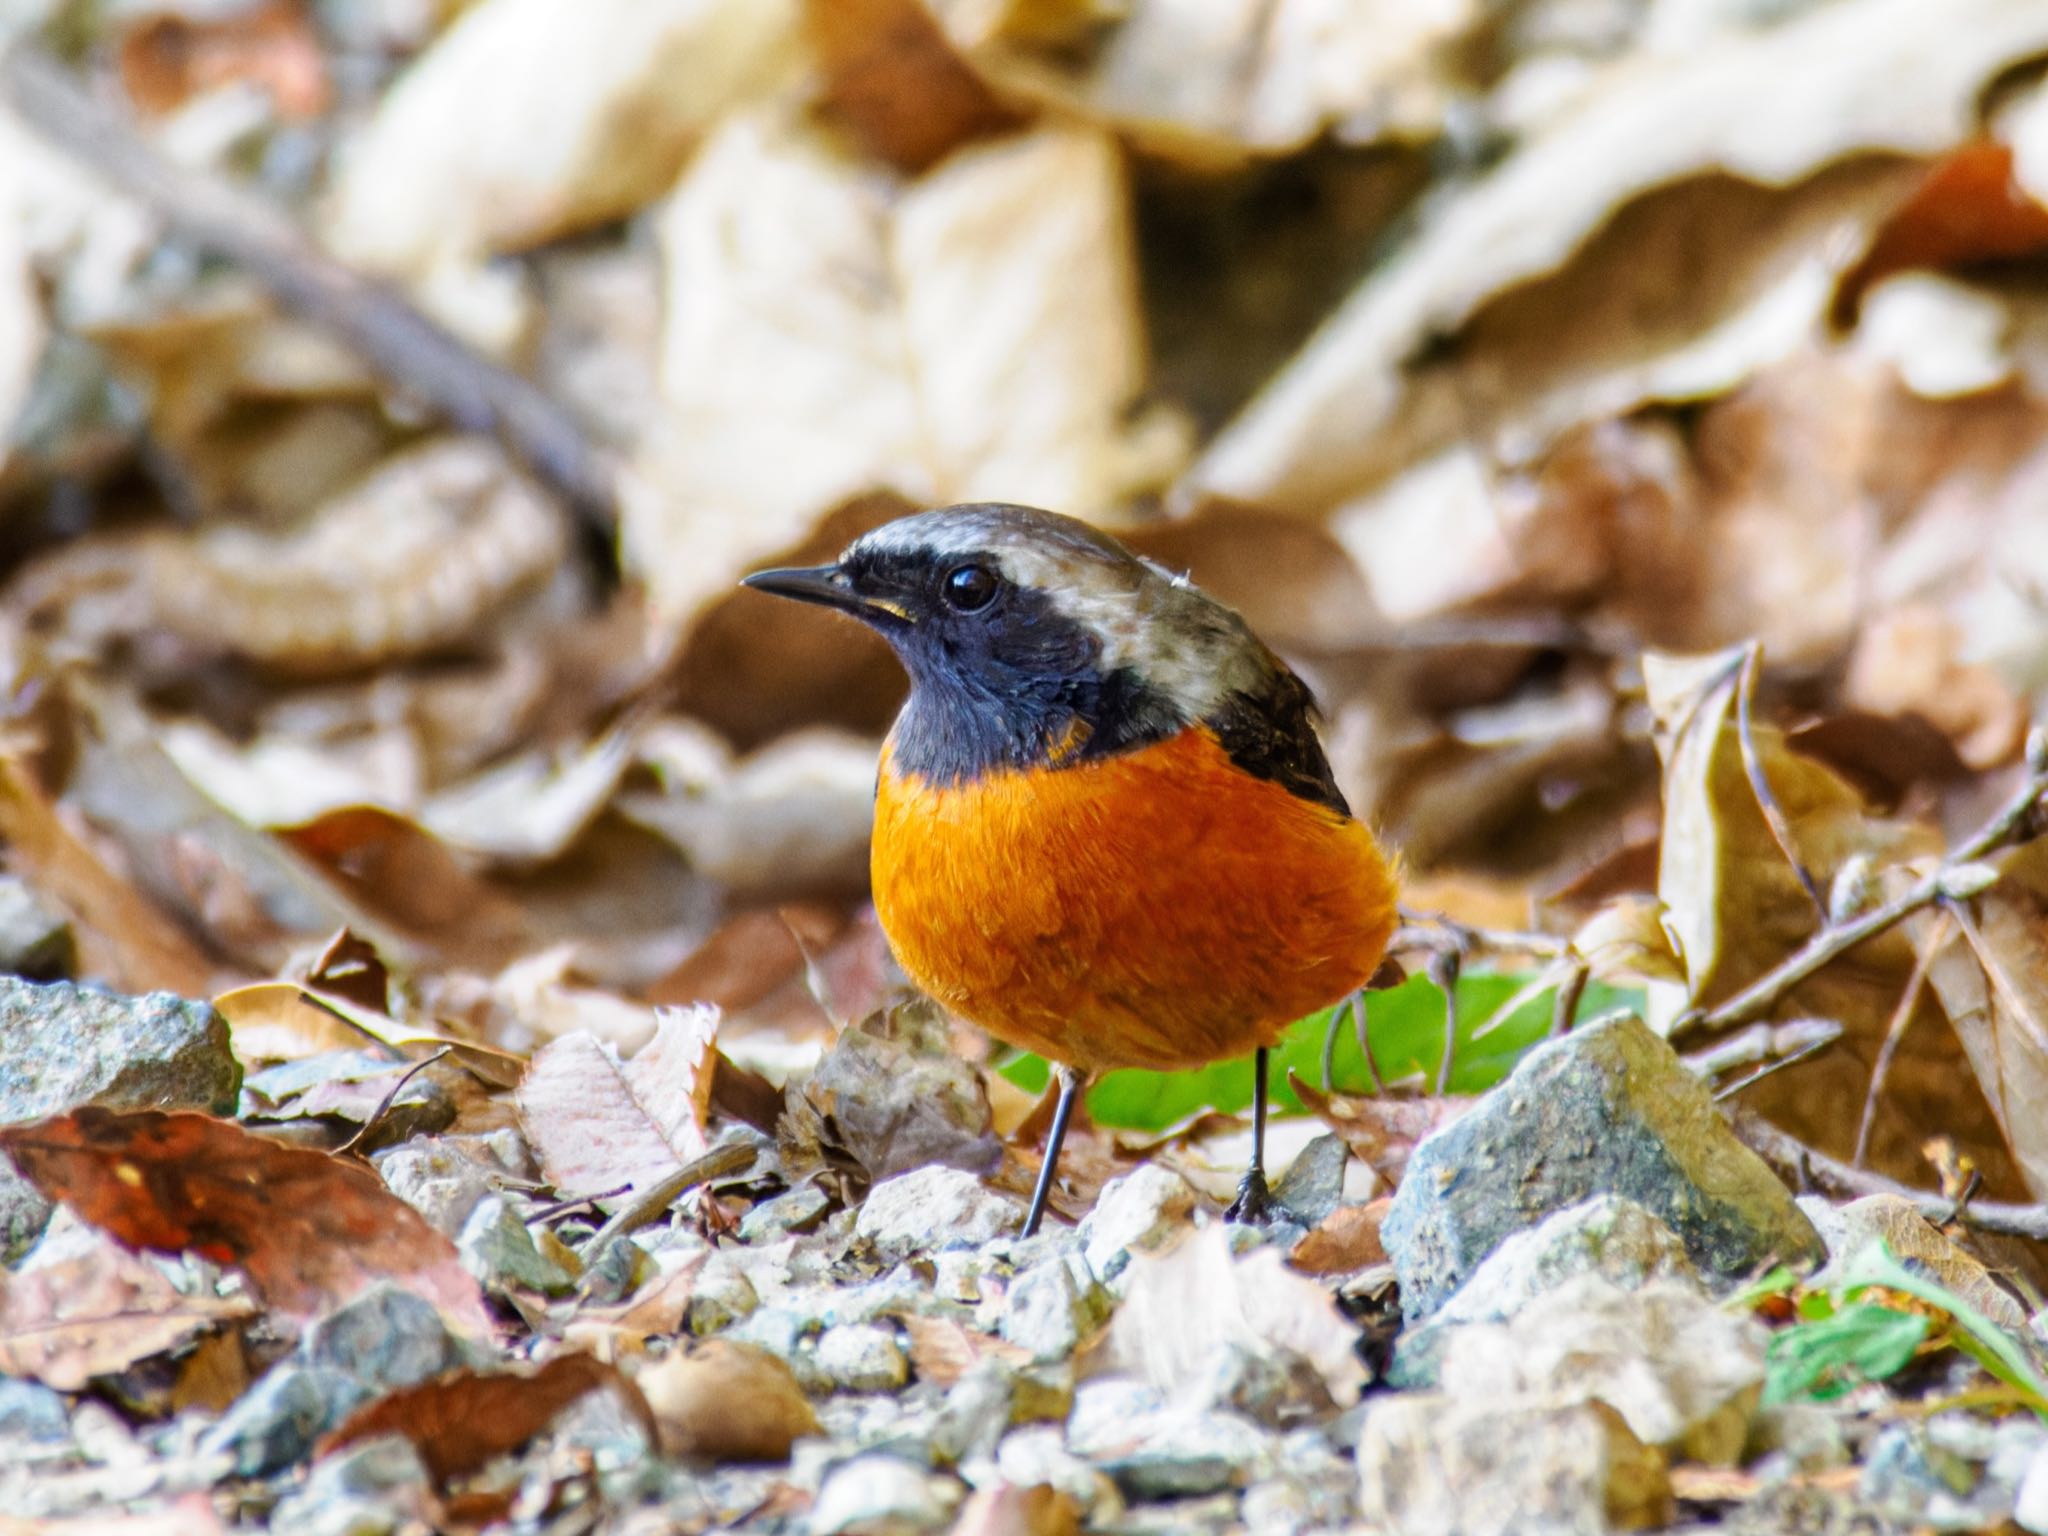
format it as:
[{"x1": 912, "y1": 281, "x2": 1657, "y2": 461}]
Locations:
[{"x1": 1223, "y1": 1165, "x2": 1275, "y2": 1225}]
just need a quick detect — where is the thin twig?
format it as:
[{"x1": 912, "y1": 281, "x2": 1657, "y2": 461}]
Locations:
[
  {"x1": 1734, "y1": 642, "x2": 1828, "y2": 920},
  {"x1": 579, "y1": 1142, "x2": 757, "y2": 1278},
  {"x1": 1673, "y1": 753, "x2": 2048, "y2": 1041},
  {"x1": 0, "y1": 42, "x2": 618, "y2": 541},
  {"x1": 1431, "y1": 950, "x2": 1461, "y2": 1097},
  {"x1": 1470, "y1": 958, "x2": 1570, "y2": 1042},
  {"x1": 336, "y1": 1048, "x2": 451, "y2": 1158},
  {"x1": 1686, "y1": 1018, "x2": 1842, "y2": 1082},
  {"x1": 1711, "y1": 1029, "x2": 1839, "y2": 1102},
  {"x1": 1392, "y1": 910, "x2": 1569, "y2": 961},
  {"x1": 1550, "y1": 959, "x2": 1589, "y2": 1038},
  {"x1": 1730, "y1": 1107, "x2": 2048, "y2": 1241},
  {"x1": 1854, "y1": 913, "x2": 1946, "y2": 1169}
]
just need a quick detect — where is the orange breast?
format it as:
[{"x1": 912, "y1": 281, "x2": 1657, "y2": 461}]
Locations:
[{"x1": 871, "y1": 727, "x2": 1397, "y2": 1074}]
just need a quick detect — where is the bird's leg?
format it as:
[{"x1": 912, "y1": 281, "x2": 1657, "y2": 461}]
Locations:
[
  {"x1": 1225, "y1": 1046, "x2": 1276, "y2": 1223},
  {"x1": 1021, "y1": 1064, "x2": 1084, "y2": 1238}
]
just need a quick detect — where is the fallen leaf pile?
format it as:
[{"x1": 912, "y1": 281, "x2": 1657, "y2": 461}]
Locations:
[{"x1": 7, "y1": 1, "x2": 2048, "y2": 1531}]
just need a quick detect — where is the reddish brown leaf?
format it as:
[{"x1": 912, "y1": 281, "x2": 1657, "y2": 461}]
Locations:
[
  {"x1": 1833, "y1": 140, "x2": 2048, "y2": 326},
  {"x1": 319, "y1": 1354, "x2": 653, "y2": 1485},
  {"x1": 117, "y1": 0, "x2": 330, "y2": 119},
  {"x1": 897, "y1": 1313, "x2": 1029, "y2": 1387},
  {"x1": 638, "y1": 1341, "x2": 819, "y2": 1462},
  {"x1": 806, "y1": 0, "x2": 1022, "y2": 173},
  {"x1": 1289, "y1": 1199, "x2": 1392, "y2": 1278},
  {"x1": 0, "y1": 1109, "x2": 491, "y2": 1332}
]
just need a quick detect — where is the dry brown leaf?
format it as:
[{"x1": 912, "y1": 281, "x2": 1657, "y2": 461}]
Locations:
[
  {"x1": 562, "y1": 1252, "x2": 708, "y2": 1355},
  {"x1": 1843, "y1": 605, "x2": 2026, "y2": 771},
  {"x1": 1287, "y1": 1075, "x2": 1469, "y2": 1188},
  {"x1": 1182, "y1": 0, "x2": 2048, "y2": 520},
  {"x1": 1092, "y1": 1224, "x2": 1365, "y2": 1405},
  {"x1": 638, "y1": 1340, "x2": 819, "y2": 1462},
  {"x1": 0, "y1": 750, "x2": 219, "y2": 997},
  {"x1": 515, "y1": 1006, "x2": 720, "y2": 1199},
  {"x1": 319, "y1": 1353, "x2": 653, "y2": 1485},
  {"x1": 927, "y1": 0, "x2": 1473, "y2": 160},
  {"x1": 625, "y1": 112, "x2": 1179, "y2": 628},
  {"x1": 1918, "y1": 850, "x2": 2048, "y2": 1201},
  {"x1": 807, "y1": 0, "x2": 1021, "y2": 172},
  {"x1": 1820, "y1": 1194, "x2": 2026, "y2": 1326},
  {"x1": 0, "y1": 1233, "x2": 252, "y2": 1390},
  {"x1": 322, "y1": 0, "x2": 800, "y2": 277},
  {"x1": 0, "y1": 1109, "x2": 493, "y2": 1332},
  {"x1": 1289, "y1": 1199, "x2": 1391, "y2": 1278},
  {"x1": 949, "y1": 1484, "x2": 1081, "y2": 1536},
  {"x1": 897, "y1": 1313, "x2": 1030, "y2": 1387}
]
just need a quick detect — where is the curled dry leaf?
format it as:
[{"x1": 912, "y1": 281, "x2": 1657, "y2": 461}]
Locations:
[
  {"x1": 637, "y1": 1340, "x2": 819, "y2": 1462},
  {"x1": 1094, "y1": 1224, "x2": 1366, "y2": 1405},
  {"x1": 0, "y1": 1108, "x2": 492, "y2": 1333},
  {"x1": 1843, "y1": 605, "x2": 2026, "y2": 772},
  {"x1": 515, "y1": 1005, "x2": 720, "y2": 1200},
  {"x1": 322, "y1": 0, "x2": 800, "y2": 277},
  {"x1": 927, "y1": 0, "x2": 1474, "y2": 159},
  {"x1": 0, "y1": 1230, "x2": 253, "y2": 1390},
  {"x1": 1182, "y1": 0, "x2": 2048, "y2": 520},
  {"x1": 626, "y1": 112, "x2": 1178, "y2": 628},
  {"x1": 319, "y1": 1352, "x2": 654, "y2": 1485},
  {"x1": 1917, "y1": 848, "x2": 2048, "y2": 1201}
]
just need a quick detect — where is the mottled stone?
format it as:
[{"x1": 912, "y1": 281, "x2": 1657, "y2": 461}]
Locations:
[
  {"x1": 809, "y1": 1454, "x2": 960, "y2": 1534},
  {"x1": 857, "y1": 1167, "x2": 1023, "y2": 1259},
  {"x1": 458, "y1": 1194, "x2": 579, "y2": 1295},
  {"x1": 0, "y1": 879, "x2": 72, "y2": 981},
  {"x1": 0, "y1": 977, "x2": 239, "y2": 1121},
  {"x1": 997, "y1": 1251, "x2": 1109, "y2": 1363},
  {"x1": 200, "y1": 1366, "x2": 371, "y2": 1476},
  {"x1": 1381, "y1": 1013, "x2": 1822, "y2": 1319},
  {"x1": 815, "y1": 1323, "x2": 910, "y2": 1393},
  {"x1": 303, "y1": 1284, "x2": 467, "y2": 1391},
  {"x1": 1081, "y1": 1165, "x2": 1197, "y2": 1284}
]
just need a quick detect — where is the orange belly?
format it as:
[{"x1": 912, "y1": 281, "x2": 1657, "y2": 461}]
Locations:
[{"x1": 871, "y1": 727, "x2": 1397, "y2": 1074}]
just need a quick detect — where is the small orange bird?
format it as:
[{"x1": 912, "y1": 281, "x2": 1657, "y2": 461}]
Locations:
[{"x1": 744, "y1": 503, "x2": 1397, "y2": 1235}]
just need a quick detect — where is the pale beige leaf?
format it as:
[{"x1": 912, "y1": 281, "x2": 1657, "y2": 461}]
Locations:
[
  {"x1": 0, "y1": 1240, "x2": 252, "y2": 1391},
  {"x1": 1181, "y1": 0, "x2": 2048, "y2": 519},
  {"x1": 516, "y1": 1005, "x2": 721, "y2": 1198},
  {"x1": 929, "y1": 0, "x2": 1476, "y2": 159},
  {"x1": 1093, "y1": 1223, "x2": 1365, "y2": 1405},
  {"x1": 321, "y1": 0, "x2": 801, "y2": 276},
  {"x1": 625, "y1": 113, "x2": 1177, "y2": 627}
]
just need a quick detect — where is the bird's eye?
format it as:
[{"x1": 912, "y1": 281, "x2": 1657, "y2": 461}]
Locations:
[{"x1": 943, "y1": 563, "x2": 999, "y2": 612}]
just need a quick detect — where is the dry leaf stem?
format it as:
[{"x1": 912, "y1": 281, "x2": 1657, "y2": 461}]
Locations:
[
  {"x1": 1675, "y1": 744, "x2": 2048, "y2": 1041},
  {"x1": 578, "y1": 1142, "x2": 756, "y2": 1278},
  {"x1": 0, "y1": 42, "x2": 618, "y2": 539},
  {"x1": 1730, "y1": 1106, "x2": 2048, "y2": 1242}
]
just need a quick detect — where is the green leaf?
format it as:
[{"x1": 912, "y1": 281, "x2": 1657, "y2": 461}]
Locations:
[
  {"x1": 1838, "y1": 1241, "x2": 2048, "y2": 1417},
  {"x1": 997, "y1": 972, "x2": 1644, "y2": 1134},
  {"x1": 1764, "y1": 1302, "x2": 1929, "y2": 1404}
]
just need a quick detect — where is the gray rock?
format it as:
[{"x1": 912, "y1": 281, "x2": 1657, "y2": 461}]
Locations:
[
  {"x1": 930, "y1": 1363, "x2": 1014, "y2": 1465},
  {"x1": 302, "y1": 1284, "x2": 467, "y2": 1391},
  {"x1": 740, "y1": 1185, "x2": 833, "y2": 1242},
  {"x1": 0, "y1": 1166, "x2": 51, "y2": 1264},
  {"x1": 1272, "y1": 1134, "x2": 1349, "y2": 1228},
  {"x1": 1081, "y1": 1165, "x2": 1196, "y2": 1284},
  {"x1": 1438, "y1": 1276, "x2": 1767, "y2": 1464},
  {"x1": 1865, "y1": 1414, "x2": 2046, "y2": 1533},
  {"x1": 372, "y1": 1136, "x2": 513, "y2": 1235},
  {"x1": 687, "y1": 1253, "x2": 760, "y2": 1335},
  {"x1": 0, "y1": 977, "x2": 239, "y2": 1121},
  {"x1": 1390, "y1": 1195, "x2": 1699, "y2": 1386},
  {"x1": 997, "y1": 1251, "x2": 1108, "y2": 1363},
  {"x1": 857, "y1": 1167, "x2": 1022, "y2": 1259},
  {"x1": 1381, "y1": 1012, "x2": 1822, "y2": 1318},
  {"x1": 0, "y1": 1378, "x2": 69, "y2": 1442},
  {"x1": 1068, "y1": 1390, "x2": 1274, "y2": 1501},
  {"x1": 0, "y1": 879, "x2": 73, "y2": 980},
  {"x1": 457, "y1": 1194, "x2": 579, "y2": 1295},
  {"x1": 815, "y1": 1323, "x2": 910, "y2": 1393},
  {"x1": 268, "y1": 1435, "x2": 434, "y2": 1536},
  {"x1": 1358, "y1": 1395, "x2": 1671, "y2": 1536},
  {"x1": 200, "y1": 1365, "x2": 372, "y2": 1476},
  {"x1": 809, "y1": 1453, "x2": 960, "y2": 1534},
  {"x1": 1189, "y1": 1341, "x2": 1335, "y2": 1429}
]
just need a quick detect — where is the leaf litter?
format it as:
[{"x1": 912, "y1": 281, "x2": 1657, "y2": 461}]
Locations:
[{"x1": 8, "y1": 0, "x2": 2048, "y2": 1531}]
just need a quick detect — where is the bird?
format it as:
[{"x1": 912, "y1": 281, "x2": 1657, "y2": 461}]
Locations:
[{"x1": 743, "y1": 503, "x2": 1398, "y2": 1236}]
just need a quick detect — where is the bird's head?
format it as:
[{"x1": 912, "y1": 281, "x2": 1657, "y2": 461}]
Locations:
[{"x1": 742, "y1": 502, "x2": 1282, "y2": 784}]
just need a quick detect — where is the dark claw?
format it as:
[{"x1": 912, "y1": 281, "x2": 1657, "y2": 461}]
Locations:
[{"x1": 1223, "y1": 1165, "x2": 1275, "y2": 1224}]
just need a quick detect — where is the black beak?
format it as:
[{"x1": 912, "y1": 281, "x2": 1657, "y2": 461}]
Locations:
[{"x1": 741, "y1": 563, "x2": 905, "y2": 623}]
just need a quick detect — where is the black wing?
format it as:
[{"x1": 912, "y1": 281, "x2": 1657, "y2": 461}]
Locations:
[{"x1": 1204, "y1": 667, "x2": 1351, "y2": 817}]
